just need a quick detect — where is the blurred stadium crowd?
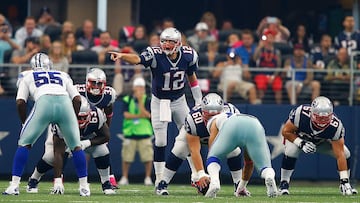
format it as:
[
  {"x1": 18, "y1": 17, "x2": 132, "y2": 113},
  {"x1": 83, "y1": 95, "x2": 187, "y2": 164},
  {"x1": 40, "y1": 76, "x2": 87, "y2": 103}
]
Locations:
[{"x1": 0, "y1": 9, "x2": 360, "y2": 105}]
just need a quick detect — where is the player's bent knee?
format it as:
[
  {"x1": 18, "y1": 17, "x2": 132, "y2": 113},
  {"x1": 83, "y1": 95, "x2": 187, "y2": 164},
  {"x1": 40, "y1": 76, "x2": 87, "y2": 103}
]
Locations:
[
  {"x1": 171, "y1": 141, "x2": 190, "y2": 160},
  {"x1": 226, "y1": 147, "x2": 241, "y2": 158}
]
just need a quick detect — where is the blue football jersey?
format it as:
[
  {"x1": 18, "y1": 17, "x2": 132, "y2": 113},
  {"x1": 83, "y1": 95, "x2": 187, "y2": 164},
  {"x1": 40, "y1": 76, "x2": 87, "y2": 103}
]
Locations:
[
  {"x1": 184, "y1": 103, "x2": 240, "y2": 145},
  {"x1": 139, "y1": 46, "x2": 199, "y2": 100},
  {"x1": 288, "y1": 104, "x2": 344, "y2": 145},
  {"x1": 334, "y1": 31, "x2": 360, "y2": 53},
  {"x1": 310, "y1": 45, "x2": 336, "y2": 68},
  {"x1": 52, "y1": 105, "x2": 106, "y2": 140},
  {"x1": 76, "y1": 84, "x2": 116, "y2": 109}
]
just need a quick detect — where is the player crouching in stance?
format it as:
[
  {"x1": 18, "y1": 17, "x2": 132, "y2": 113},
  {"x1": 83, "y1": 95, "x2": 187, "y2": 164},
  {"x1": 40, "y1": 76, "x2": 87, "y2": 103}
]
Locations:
[
  {"x1": 3, "y1": 53, "x2": 90, "y2": 196},
  {"x1": 155, "y1": 93, "x2": 253, "y2": 196},
  {"x1": 279, "y1": 96, "x2": 357, "y2": 196},
  {"x1": 26, "y1": 96, "x2": 115, "y2": 195},
  {"x1": 205, "y1": 109, "x2": 278, "y2": 198}
]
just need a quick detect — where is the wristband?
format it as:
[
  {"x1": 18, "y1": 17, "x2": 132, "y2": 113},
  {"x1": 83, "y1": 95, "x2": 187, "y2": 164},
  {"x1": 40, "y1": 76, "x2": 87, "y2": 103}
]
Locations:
[
  {"x1": 197, "y1": 170, "x2": 206, "y2": 178},
  {"x1": 81, "y1": 140, "x2": 91, "y2": 148},
  {"x1": 189, "y1": 80, "x2": 199, "y2": 87},
  {"x1": 293, "y1": 137, "x2": 303, "y2": 147},
  {"x1": 339, "y1": 170, "x2": 349, "y2": 180}
]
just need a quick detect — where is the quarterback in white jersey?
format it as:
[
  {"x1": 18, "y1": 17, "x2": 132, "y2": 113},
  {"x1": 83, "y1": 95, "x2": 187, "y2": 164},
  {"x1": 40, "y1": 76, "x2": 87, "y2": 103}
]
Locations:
[{"x1": 3, "y1": 53, "x2": 90, "y2": 196}]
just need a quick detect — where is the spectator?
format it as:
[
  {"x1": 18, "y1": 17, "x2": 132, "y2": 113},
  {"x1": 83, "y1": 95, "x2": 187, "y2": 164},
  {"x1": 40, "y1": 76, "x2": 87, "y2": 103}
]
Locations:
[
  {"x1": 284, "y1": 44, "x2": 320, "y2": 105},
  {"x1": 36, "y1": 6, "x2": 61, "y2": 32},
  {"x1": 130, "y1": 25, "x2": 149, "y2": 53},
  {"x1": 227, "y1": 33, "x2": 242, "y2": 50},
  {"x1": 221, "y1": 19, "x2": 234, "y2": 31},
  {"x1": 253, "y1": 29, "x2": 283, "y2": 104},
  {"x1": 290, "y1": 24, "x2": 313, "y2": 53},
  {"x1": 61, "y1": 32, "x2": 84, "y2": 63},
  {"x1": 187, "y1": 22, "x2": 216, "y2": 52},
  {"x1": 181, "y1": 32, "x2": 188, "y2": 46},
  {"x1": 212, "y1": 49, "x2": 258, "y2": 104},
  {"x1": 61, "y1": 20, "x2": 75, "y2": 36},
  {"x1": 15, "y1": 16, "x2": 43, "y2": 47},
  {"x1": 11, "y1": 37, "x2": 40, "y2": 64},
  {"x1": 0, "y1": 14, "x2": 20, "y2": 63},
  {"x1": 324, "y1": 47, "x2": 351, "y2": 105},
  {"x1": 49, "y1": 40, "x2": 69, "y2": 73},
  {"x1": 201, "y1": 11, "x2": 219, "y2": 40},
  {"x1": 91, "y1": 31, "x2": 119, "y2": 64},
  {"x1": 310, "y1": 34, "x2": 336, "y2": 81},
  {"x1": 234, "y1": 29, "x2": 257, "y2": 67},
  {"x1": 39, "y1": 34, "x2": 51, "y2": 54},
  {"x1": 152, "y1": 17, "x2": 175, "y2": 36},
  {"x1": 118, "y1": 77, "x2": 154, "y2": 186},
  {"x1": 205, "y1": 41, "x2": 219, "y2": 67},
  {"x1": 334, "y1": 15, "x2": 360, "y2": 55},
  {"x1": 148, "y1": 32, "x2": 160, "y2": 47},
  {"x1": 256, "y1": 16, "x2": 290, "y2": 44},
  {"x1": 77, "y1": 19, "x2": 95, "y2": 49}
]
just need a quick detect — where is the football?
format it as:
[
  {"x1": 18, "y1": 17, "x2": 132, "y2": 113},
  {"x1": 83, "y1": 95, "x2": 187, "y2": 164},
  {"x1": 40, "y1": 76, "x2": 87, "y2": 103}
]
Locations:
[{"x1": 193, "y1": 179, "x2": 210, "y2": 195}]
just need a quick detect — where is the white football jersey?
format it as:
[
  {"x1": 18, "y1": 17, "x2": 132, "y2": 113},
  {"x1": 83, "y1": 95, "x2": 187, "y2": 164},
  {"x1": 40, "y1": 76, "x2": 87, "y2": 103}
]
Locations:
[{"x1": 16, "y1": 70, "x2": 79, "y2": 102}]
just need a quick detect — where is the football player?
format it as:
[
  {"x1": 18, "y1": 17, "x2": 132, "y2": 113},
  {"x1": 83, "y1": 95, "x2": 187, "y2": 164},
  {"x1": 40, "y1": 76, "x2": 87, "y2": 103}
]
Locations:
[
  {"x1": 155, "y1": 93, "x2": 253, "y2": 197},
  {"x1": 3, "y1": 53, "x2": 90, "y2": 196},
  {"x1": 109, "y1": 27, "x2": 202, "y2": 185},
  {"x1": 279, "y1": 96, "x2": 357, "y2": 196},
  {"x1": 205, "y1": 109, "x2": 278, "y2": 198},
  {"x1": 27, "y1": 96, "x2": 115, "y2": 195}
]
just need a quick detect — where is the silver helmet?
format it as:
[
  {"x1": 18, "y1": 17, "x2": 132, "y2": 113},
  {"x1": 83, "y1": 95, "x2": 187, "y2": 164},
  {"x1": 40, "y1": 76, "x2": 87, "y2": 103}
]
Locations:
[
  {"x1": 86, "y1": 68, "x2": 106, "y2": 95},
  {"x1": 201, "y1": 93, "x2": 224, "y2": 113},
  {"x1": 310, "y1": 96, "x2": 333, "y2": 129},
  {"x1": 78, "y1": 96, "x2": 91, "y2": 129},
  {"x1": 30, "y1": 53, "x2": 53, "y2": 71},
  {"x1": 160, "y1": 27, "x2": 182, "y2": 55}
]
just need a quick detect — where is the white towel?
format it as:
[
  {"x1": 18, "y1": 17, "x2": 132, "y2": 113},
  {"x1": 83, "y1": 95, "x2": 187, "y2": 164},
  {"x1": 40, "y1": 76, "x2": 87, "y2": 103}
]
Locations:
[{"x1": 159, "y1": 99, "x2": 171, "y2": 122}]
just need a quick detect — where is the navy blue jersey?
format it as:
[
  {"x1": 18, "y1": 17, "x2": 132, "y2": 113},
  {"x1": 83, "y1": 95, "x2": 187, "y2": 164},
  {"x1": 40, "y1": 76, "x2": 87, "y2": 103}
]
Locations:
[
  {"x1": 184, "y1": 103, "x2": 239, "y2": 145},
  {"x1": 76, "y1": 84, "x2": 116, "y2": 109},
  {"x1": 334, "y1": 31, "x2": 360, "y2": 53},
  {"x1": 52, "y1": 106, "x2": 106, "y2": 140},
  {"x1": 288, "y1": 104, "x2": 344, "y2": 145},
  {"x1": 139, "y1": 46, "x2": 199, "y2": 100},
  {"x1": 310, "y1": 45, "x2": 336, "y2": 68}
]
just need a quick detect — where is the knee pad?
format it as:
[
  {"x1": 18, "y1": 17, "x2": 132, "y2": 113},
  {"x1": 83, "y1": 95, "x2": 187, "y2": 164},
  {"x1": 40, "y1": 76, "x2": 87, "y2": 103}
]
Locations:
[
  {"x1": 171, "y1": 140, "x2": 189, "y2": 160},
  {"x1": 153, "y1": 127, "x2": 167, "y2": 147}
]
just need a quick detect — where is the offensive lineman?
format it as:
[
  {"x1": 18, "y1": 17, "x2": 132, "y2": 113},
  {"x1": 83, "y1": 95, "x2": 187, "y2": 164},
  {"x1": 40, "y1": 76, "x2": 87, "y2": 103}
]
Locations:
[
  {"x1": 109, "y1": 27, "x2": 203, "y2": 186},
  {"x1": 279, "y1": 96, "x2": 357, "y2": 196}
]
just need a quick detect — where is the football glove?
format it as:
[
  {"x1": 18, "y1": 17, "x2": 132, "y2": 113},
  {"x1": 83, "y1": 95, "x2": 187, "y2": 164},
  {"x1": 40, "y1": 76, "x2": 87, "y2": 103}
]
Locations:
[
  {"x1": 294, "y1": 138, "x2": 316, "y2": 153},
  {"x1": 339, "y1": 178, "x2": 353, "y2": 196}
]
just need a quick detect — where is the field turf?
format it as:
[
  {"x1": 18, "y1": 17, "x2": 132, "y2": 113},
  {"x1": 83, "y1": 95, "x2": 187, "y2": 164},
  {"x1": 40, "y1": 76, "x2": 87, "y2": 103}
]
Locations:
[{"x1": 0, "y1": 180, "x2": 358, "y2": 203}]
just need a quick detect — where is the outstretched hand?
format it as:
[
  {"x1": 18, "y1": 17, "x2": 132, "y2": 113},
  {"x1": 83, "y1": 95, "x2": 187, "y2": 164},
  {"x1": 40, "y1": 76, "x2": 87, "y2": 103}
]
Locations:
[{"x1": 108, "y1": 51, "x2": 122, "y2": 61}]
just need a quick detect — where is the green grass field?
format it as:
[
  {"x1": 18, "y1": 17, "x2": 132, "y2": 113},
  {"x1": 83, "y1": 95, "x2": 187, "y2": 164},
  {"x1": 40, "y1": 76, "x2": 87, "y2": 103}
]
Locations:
[{"x1": 0, "y1": 180, "x2": 358, "y2": 203}]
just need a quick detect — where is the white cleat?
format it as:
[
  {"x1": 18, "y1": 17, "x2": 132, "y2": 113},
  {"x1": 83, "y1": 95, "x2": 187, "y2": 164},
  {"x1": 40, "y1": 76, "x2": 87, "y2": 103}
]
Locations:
[
  {"x1": 205, "y1": 181, "x2": 220, "y2": 198},
  {"x1": 265, "y1": 178, "x2": 278, "y2": 198},
  {"x1": 3, "y1": 182, "x2": 19, "y2": 195},
  {"x1": 79, "y1": 183, "x2": 91, "y2": 197},
  {"x1": 102, "y1": 181, "x2": 116, "y2": 195}
]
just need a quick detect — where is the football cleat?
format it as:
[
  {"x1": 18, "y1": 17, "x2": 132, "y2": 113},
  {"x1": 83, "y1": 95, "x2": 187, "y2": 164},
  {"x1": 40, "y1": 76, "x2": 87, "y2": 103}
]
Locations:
[
  {"x1": 279, "y1": 180, "x2": 290, "y2": 195},
  {"x1": 26, "y1": 178, "x2": 39, "y2": 193},
  {"x1": 205, "y1": 180, "x2": 220, "y2": 198},
  {"x1": 102, "y1": 181, "x2": 116, "y2": 195},
  {"x1": 79, "y1": 183, "x2": 91, "y2": 196},
  {"x1": 352, "y1": 188, "x2": 358, "y2": 195},
  {"x1": 155, "y1": 180, "x2": 169, "y2": 195},
  {"x1": 3, "y1": 182, "x2": 19, "y2": 195},
  {"x1": 265, "y1": 177, "x2": 278, "y2": 197}
]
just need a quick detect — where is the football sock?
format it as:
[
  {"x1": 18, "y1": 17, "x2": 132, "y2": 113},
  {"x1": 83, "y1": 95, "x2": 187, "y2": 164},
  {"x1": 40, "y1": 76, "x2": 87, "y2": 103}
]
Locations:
[
  {"x1": 162, "y1": 167, "x2": 176, "y2": 184},
  {"x1": 230, "y1": 170, "x2": 242, "y2": 184},
  {"x1": 72, "y1": 150, "x2": 87, "y2": 178},
  {"x1": 97, "y1": 168, "x2": 110, "y2": 184},
  {"x1": 30, "y1": 168, "x2": 44, "y2": 181},
  {"x1": 207, "y1": 162, "x2": 221, "y2": 183},
  {"x1": 12, "y1": 146, "x2": 29, "y2": 177},
  {"x1": 281, "y1": 168, "x2": 294, "y2": 183}
]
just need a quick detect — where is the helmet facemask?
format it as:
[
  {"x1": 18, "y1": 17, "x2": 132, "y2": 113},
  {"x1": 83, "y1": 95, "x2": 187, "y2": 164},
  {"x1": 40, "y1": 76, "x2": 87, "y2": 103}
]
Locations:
[
  {"x1": 160, "y1": 27, "x2": 182, "y2": 55},
  {"x1": 86, "y1": 68, "x2": 107, "y2": 96},
  {"x1": 310, "y1": 96, "x2": 333, "y2": 129}
]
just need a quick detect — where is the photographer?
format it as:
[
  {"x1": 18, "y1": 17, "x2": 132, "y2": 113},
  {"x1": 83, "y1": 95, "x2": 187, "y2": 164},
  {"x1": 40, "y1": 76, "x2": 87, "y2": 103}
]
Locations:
[{"x1": 212, "y1": 49, "x2": 259, "y2": 104}]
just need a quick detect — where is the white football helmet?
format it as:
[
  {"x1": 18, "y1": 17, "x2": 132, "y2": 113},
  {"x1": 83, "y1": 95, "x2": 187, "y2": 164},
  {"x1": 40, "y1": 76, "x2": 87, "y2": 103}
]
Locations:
[
  {"x1": 30, "y1": 53, "x2": 53, "y2": 71},
  {"x1": 78, "y1": 96, "x2": 91, "y2": 129},
  {"x1": 160, "y1": 27, "x2": 182, "y2": 55},
  {"x1": 201, "y1": 93, "x2": 224, "y2": 121},
  {"x1": 86, "y1": 68, "x2": 106, "y2": 95},
  {"x1": 310, "y1": 96, "x2": 333, "y2": 129}
]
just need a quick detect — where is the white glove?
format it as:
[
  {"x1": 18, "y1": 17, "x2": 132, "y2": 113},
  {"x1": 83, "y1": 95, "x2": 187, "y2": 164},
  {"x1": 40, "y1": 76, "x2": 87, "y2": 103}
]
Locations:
[
  {"x1": 340, "y1": 179, "x2": 353, "y2": 196},
  {"x1": 80, "y1": 140, "x2": 91, "y2": 150},
  {"x1": 293, "y1": 138, "x2": 316, "y2": 153}
]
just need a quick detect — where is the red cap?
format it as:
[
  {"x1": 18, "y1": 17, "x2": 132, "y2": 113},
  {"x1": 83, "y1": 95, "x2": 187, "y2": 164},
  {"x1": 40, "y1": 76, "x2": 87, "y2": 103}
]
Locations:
[{"x1": 263, "y1": 29, "x2": 277, "y2": 36}]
